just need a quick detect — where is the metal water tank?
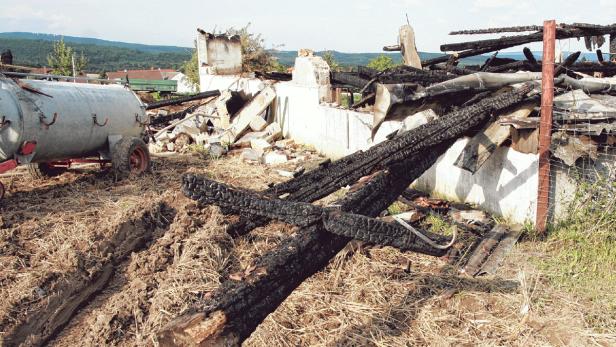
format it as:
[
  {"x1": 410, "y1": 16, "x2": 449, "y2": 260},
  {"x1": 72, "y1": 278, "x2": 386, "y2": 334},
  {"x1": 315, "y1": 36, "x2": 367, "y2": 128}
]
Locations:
[{"x1": 0, "y1": 76, "x2": 146, "y2": 163}]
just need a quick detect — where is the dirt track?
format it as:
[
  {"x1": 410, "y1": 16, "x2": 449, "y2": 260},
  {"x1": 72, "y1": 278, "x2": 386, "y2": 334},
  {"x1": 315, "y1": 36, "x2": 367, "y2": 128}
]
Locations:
[{"x1": 0, "y1": 154, "x2": 607, "y2": 346}]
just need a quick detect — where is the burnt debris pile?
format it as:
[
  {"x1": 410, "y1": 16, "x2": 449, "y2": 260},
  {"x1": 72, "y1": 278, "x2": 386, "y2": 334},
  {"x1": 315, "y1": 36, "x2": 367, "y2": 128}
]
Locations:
[{"x1": 156, "y1": 22, "x2": 616, "y2": 346}]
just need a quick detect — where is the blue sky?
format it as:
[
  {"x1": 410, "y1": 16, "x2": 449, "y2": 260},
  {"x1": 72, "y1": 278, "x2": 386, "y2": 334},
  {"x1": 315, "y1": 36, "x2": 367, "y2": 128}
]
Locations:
[{"x1": 0, "y1": 0, "x2": 615, "y2": 53}]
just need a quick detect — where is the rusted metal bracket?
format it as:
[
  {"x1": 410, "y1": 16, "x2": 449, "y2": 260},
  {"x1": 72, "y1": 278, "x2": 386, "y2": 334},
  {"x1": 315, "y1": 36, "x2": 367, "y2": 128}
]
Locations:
[
  {"x1": 0, "y1": 116, "x2": 11, "y2": 131},
  {"x1": 39, "y1": 112, "x2": 58, "y2": 129},
  {"x1": 92, "y1": 113, "x2": 109, "y2": 127}
]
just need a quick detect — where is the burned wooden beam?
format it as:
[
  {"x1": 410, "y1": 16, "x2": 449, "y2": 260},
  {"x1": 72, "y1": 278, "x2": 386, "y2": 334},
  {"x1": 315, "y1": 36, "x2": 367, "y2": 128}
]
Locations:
[
  {"x1": 225, "y1": 85, "x2": 533, "y2": 237},
  {"x1": 145, "y1": 90, "x2": 221, "y2": 110},
  {"x1": 421, "y1": 46, "x2": 505, "y2": 67},
  {"x1": 450, "y1": 25, "x2": 543, "y2": 35},
  {"x1": 158, "y1": 145, "x2": 445, "y2": 346},
  {"x1": 182, "y1": 175, "x2": 450, "y2": 256},
  {"x1": 597, "y1": 49, "x2": 605, "y2": 63},
  {"x1": 523, "y1": 47, "x2": 539, "y2": 66},
  {"x1": 441, "y1": 24, "x2": 616, "y2": 52},
  {"x1": 554, "y1": 51, "x2": 581, "y2": 76}
]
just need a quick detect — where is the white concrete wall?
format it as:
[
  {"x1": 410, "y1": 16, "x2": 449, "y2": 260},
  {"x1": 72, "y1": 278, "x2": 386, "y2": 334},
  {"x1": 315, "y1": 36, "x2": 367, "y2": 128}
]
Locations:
[
  {"x1": 172, "y1": 73, "x2": 197, "y2": 94},
  {"x1": 272, "y1": 82, "x2": 374, "y2": 158},
  {"x1": 414, "y1": 139, "x2": 539, "y2": 224},
  {"x1": 199, "y1": 74, "x2": 263, "y2": 95}
]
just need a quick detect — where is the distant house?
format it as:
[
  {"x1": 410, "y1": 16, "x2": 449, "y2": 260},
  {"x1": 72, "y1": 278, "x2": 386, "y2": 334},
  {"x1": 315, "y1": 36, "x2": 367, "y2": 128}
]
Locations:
[{"x1": 107, "y1": 68, "x2": 196, "y2": 93}]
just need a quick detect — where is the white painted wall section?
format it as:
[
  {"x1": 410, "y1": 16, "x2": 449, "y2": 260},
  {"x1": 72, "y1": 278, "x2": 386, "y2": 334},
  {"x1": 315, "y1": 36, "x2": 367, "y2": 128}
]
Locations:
[{"x1": 414, "y1": 138, "x2": 539, "y2": 224}]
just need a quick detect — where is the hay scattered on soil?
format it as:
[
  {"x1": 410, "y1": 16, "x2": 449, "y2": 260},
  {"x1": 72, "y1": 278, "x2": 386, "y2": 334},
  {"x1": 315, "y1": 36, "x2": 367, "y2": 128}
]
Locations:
[{"x1": 0, "y1": 153, "x2": 612, "y2": 346}]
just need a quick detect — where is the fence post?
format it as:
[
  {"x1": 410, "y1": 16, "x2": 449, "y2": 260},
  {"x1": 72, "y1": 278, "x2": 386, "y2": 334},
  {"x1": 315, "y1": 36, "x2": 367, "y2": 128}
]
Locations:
[{"x1": 536, "y1": 19, "x2": 556, "y2": 234}]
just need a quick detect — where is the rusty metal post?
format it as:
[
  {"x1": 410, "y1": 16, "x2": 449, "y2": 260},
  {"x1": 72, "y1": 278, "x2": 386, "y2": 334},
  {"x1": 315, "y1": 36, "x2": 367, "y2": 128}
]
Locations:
[{"x1": 536, "y1": 20, "x2": 556, "y2": 234}]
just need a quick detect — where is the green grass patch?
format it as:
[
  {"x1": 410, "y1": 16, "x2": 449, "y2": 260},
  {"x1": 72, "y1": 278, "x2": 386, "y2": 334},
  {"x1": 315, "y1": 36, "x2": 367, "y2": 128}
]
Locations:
[
  {"x1": 535, "y1": 177, "x2": 616, "y2": 332},
  {"x1": 424, "y1": 214, "x2": 456, "y2": 237},
  {"x1": 387, "y1": 201, "x2": 409, "y2": 215}
]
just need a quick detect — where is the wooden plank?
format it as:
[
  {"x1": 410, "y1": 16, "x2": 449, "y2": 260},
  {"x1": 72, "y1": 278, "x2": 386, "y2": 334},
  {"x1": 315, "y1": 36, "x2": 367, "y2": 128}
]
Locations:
[
  {"x1": 220, "y1": 86, "x2": 276, "y2": 144},
  {"x1": 511, "y1": 128, "x2": 539, "y2": 154},
  {"x1": 399, "y1": 25, "x2": 422, "y2": 69},
  {"x1": 536, "y1": 20, "x2": 556, "y2": 234},
  {"x1": 454, "y1": 104, "x2": 534, "y2": 173}
]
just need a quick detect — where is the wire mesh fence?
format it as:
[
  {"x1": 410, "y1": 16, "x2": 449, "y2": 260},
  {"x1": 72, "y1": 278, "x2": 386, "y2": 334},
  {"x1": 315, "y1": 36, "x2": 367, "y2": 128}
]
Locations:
[{"x1": 542, "y1": 90, "x2": 616, "y2": 224}]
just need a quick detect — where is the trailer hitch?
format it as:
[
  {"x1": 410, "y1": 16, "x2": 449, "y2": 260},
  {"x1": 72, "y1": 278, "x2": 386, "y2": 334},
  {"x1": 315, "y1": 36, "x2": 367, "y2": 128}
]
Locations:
[
  {"x1": 92, "y1": 113, "x2": 109, "y2": 127},
  {"x1": 39, "y1": 112, "x2": 58, "y2": 129},
  {"x1": 0, "y1": 116, "x2": 10, "y2": 131}
]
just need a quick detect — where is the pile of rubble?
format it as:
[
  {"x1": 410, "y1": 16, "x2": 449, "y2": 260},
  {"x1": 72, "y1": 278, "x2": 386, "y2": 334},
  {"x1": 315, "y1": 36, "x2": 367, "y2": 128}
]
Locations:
[{"x1": 145, "y1": 85, "x2": 301, "y2": 166}]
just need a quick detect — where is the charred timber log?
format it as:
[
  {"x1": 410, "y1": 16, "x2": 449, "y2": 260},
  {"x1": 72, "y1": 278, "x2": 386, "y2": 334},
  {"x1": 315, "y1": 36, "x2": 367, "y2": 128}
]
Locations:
[
  {"x1": 523, "y1": 47, "x2": 539, "y2": 66},
  {"x1": 450, "y1": 25, "x2": 543, "y2": 35},
  {"x1": 183, "y1": 175, "x2": 450, "y2": 255},
  {"x1": 158, "y1": 146, "x2": 446, "y2": 346},
  {"x1": 570, "y1": 62, "x2": 616, "y2": 76},
  {"x1": 330, "y1": 72, "x2": 371, "y2": 89},
  {"x1": 255, "y1": 71, "x2": 292, "y2": 81},
  {"x1": 225, "y1": 85, "x2": 533, "y2": 237},
  {"x1": 430, "y1": 64, "x2": 478, "y2": 75},
  {"x1": 421, "y1": 46, "x2": 507, "y2": 67},
  {"x1": 480, "y1": 52, "x2": 499, "y2": 71},
  {"x1": 554, "y1": 51, "x2": 581, "y2": 76},
  {"x1": 485, "y1": 60, "x2": 535, "y2": 73},
  {"x1": 149, "y1": 104, "x2": 201, "y2": 126},
  {"x1": 441, "y1": 24, "x2": 616, "y2": 52},
  {"x1": 145, "y1": 90, "x2": 221, "y2": 110}
]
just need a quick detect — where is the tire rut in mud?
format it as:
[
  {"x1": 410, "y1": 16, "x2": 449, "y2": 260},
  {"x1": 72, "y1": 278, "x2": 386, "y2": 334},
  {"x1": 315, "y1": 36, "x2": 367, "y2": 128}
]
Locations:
[{"x1": 1, "y1": 199, "x2": 177, "y2": 347}]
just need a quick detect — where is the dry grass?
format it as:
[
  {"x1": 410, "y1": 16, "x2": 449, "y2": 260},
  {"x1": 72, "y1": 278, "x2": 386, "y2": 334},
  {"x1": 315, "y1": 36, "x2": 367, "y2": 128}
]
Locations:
[{"x1": 1, "y1": 153, "x2": 613, "y2": 346}]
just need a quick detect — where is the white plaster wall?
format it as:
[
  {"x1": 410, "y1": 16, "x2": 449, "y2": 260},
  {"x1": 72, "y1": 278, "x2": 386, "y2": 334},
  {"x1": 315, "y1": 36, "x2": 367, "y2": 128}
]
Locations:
[
  {"x1": 272, "y1": 82, "x2": 373, "y2": 158},
  {"x1": 172, "y1": 73, "x2": 197, "y2": 94},
  {"x1": 199, "y1": 74, "x2": 263, "y2": 95},
  {"x1": 413, "y1": 138, "x2": 539, "y2": 224}
]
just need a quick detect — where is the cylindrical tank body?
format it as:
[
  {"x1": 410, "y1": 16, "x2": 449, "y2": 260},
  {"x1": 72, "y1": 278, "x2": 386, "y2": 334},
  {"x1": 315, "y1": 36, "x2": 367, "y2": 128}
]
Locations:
[{"x1": 0, "y1": 77, "x2": 145, "y2": 162}]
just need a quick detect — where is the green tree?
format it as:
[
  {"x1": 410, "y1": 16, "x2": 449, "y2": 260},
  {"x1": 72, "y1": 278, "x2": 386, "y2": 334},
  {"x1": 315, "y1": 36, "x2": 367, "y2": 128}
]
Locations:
[
  {"x1": 225, "y1": 23, "x2": 280, "y2": 72},
  {"x1": 367, "y1": 54, "x2": 397, "y2": 71},
  {"x1": 47, "y1": 39, "x2": 88, "y2": 76},
  {"x1": 321, "y1": 50, "x2": 340, "y2": 71},
  {"x1": 182, "y1": 43, "x2": 200, "y2": 91}
]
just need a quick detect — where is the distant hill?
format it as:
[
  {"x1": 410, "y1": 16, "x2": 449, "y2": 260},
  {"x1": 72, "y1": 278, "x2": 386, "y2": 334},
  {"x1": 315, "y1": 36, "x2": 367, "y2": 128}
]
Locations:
[
  {"x1": 0, "y1": 32, "x2": 600, "y2": 73},
  {"x1": 0, "y1": 32, "x2": 189, "y2": 54}
]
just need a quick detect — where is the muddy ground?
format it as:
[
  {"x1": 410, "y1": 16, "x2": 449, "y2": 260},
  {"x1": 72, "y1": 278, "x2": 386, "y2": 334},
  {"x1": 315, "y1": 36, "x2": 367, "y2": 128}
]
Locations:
[{"x1": 0, "y1": 153, "x2": 611, "y2": 346}]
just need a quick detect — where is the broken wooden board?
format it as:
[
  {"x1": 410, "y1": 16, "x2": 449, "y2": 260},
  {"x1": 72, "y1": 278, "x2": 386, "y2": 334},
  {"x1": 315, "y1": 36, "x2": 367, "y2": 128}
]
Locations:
[
  {"x1": 462, "y1": 224, "x2": 523, "y2": 277},
  {"x1": 399, "y1": 25, "x2": 422, "y2": 69},
  {"x1": 220, "y1": 86, "x2": 276, "y2": 144},
  {"x1": 454, "y1": 104, "x2": 534, "y2": 173},
  {"x1": 511, "y1": 128, "x2": 539, "y2": 154}
]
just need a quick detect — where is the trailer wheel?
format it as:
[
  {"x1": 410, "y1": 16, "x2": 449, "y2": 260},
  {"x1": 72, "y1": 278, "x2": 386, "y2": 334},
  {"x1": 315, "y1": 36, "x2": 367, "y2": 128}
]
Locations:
[
  {"x1": 27, "y1": 163, "x2": 66, "y2": 179},
  {"x1": 112, "y1": 137, "x2": 150, "y2": 177}
]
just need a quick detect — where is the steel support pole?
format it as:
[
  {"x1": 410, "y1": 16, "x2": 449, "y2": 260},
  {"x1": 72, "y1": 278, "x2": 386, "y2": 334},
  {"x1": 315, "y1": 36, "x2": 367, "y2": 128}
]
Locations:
[{"x1": 536, "y1": 20, "x2": 556, "y2": 234}]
